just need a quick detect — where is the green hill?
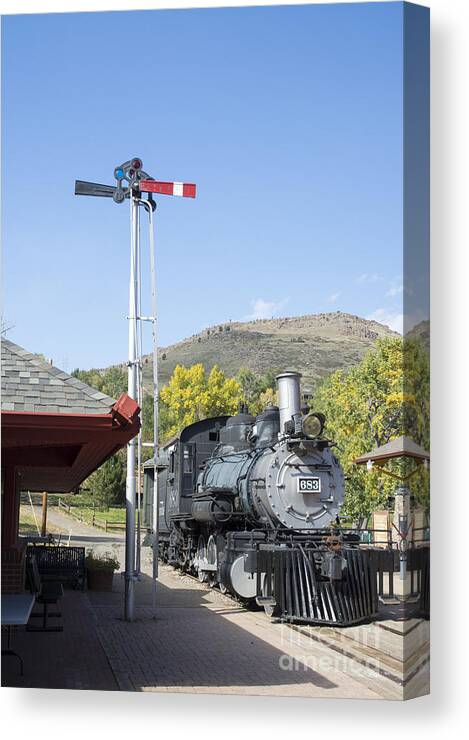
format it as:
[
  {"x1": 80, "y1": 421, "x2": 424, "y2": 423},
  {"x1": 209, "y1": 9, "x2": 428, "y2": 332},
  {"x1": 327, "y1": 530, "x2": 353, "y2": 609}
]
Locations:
[
  {"x1": 110, "y1": 311, "x2": 398, "y2": 393},
  {"x1": 407, "y1": 320, "x2": 430, "y2": 352}
]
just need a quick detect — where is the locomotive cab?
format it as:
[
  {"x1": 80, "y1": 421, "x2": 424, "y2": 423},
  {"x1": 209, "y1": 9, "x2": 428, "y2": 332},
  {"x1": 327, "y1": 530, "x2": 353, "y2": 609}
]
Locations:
[{"x1": 142, "y1": 416, "x2": 230, "y2": 548}]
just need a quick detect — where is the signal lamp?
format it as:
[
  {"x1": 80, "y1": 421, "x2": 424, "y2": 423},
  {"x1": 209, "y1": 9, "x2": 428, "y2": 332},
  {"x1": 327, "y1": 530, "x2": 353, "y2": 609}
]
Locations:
[
  {"x1": 131, "y1": 158, "x2": 142, "y2": 170},
  {"x1": 303, "y1": 412, "x2": 325, "y2": 438},
  {"x1": 115, "y1": 168, "x2": 124, "y2": 179}
]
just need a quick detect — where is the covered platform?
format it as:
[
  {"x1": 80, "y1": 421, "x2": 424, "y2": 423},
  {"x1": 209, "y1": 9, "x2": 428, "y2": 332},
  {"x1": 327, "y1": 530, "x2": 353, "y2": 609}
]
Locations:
[{"x1": 1, "y1": 338, "x2": 140, "y2": 591}]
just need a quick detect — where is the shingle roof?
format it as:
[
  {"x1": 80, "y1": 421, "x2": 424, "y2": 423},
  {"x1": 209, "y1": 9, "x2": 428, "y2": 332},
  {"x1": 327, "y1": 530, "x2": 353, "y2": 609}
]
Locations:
[
  {"x1": 1, "y1": 338, "x2": 116, "y2": 415},
  {"x1": 354, "y1": 435, "x2": 430, "y2": 463}
]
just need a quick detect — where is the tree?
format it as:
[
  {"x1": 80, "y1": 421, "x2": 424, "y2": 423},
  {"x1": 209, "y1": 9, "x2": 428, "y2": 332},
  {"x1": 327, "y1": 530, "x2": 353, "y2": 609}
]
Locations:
[
  {"x1": 138, "y1": 392, "x2": 173, "y2": 460},
  {"x1": 72, "y1": 366, "x2": 127, "y2": 399},
  {"x1": 99, "y1": 366, "x2": 127, "y2": 399},
  {"x1": 87, "y1": 452, "x2": 126, "y2": 509},
  {"x1": 236, "y1": 367, "x2": 280, "y2": 415},
  {"x1": 160, "y1": 364, "x2": 242, "y2": 439},
  {"x1": 311, "y1": 337, "x2": 429, "y2": 522},
  {"x1": 237, "y1": 368, "x2": 264, "y2": 409},
  {"x1": 257, "y1": 387, "x2": 279, "y2": 411}
]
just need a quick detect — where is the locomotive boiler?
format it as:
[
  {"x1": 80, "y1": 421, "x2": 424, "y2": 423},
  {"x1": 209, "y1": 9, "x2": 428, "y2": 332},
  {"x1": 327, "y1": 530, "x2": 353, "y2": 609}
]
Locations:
[
  {"x1": 143, "y1": 372, "x2": 380, "y2": 626},
  {"x1": 194, "y1": 372, "x2": 344, "y2": 532}
]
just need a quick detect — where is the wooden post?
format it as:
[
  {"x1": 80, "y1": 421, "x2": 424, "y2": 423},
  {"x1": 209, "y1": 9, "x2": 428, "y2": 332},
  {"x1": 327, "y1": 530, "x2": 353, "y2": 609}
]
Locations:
[{"x1": 41, "y1": 491, "x2": 48, "y2": 537}]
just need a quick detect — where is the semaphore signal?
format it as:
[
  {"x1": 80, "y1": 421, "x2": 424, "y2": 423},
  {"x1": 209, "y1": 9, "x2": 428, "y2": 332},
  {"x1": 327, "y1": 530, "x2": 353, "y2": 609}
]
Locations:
[
  {"x1": 75, "y1": 157, "x2": 196, "y2": 622},
  {"x1": 75, "y1": 156, "x2": 196, "y2": 205}
]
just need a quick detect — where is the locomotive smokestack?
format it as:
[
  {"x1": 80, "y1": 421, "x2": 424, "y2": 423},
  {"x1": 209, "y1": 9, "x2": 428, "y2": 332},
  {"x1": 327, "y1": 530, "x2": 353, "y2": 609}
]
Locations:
[{"x1": 276, "y1": 371, "x2": 302, "y2": 435}]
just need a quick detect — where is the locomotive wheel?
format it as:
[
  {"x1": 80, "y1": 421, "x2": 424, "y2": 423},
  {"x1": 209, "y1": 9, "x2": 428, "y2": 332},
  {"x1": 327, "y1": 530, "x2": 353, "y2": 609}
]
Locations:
[
  {"x1": 203, "y1": 535, "x2": 218, "y2": 587},
  {"x1": 196, "y1": 536, "x2": 209, "y2": 583},
  {"x1": 207, "y1": 535, "x2": 217, "y2": 566},
  {"x1": 229, "y1": 555, "x2": 257, "y2": 600},
  {"x1": 219, "y1": 582, "x2": 228, "y2": 595}
]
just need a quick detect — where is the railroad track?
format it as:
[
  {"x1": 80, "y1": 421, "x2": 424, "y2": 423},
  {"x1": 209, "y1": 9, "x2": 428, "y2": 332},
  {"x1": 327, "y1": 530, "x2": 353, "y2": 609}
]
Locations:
[{"x1": 161, "y1": 561, "x2": 261, "y2": 613}]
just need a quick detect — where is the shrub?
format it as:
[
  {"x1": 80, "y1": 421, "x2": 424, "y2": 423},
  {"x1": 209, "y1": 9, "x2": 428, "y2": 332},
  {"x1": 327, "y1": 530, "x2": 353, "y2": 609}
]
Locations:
[{"x1": 85, "y1": 550, "x2": 120, "y2": 572}]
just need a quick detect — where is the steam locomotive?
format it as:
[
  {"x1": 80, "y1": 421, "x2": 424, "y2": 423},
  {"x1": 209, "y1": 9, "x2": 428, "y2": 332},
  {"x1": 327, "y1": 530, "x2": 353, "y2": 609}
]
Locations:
[{"x1": 143, "y1": 372, "x2": 380, "y2": 626}]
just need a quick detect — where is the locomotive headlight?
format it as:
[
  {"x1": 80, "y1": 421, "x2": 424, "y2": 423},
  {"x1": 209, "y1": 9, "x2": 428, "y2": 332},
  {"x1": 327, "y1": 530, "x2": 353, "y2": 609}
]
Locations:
[{"x1": 303, "y1": 412, "x2": 325, "y2": 438}]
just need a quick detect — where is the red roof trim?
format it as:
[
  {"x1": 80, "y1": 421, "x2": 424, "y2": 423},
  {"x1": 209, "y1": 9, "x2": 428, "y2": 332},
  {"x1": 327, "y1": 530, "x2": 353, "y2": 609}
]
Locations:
[
  {"x1": 1, "y1": 393, "x2": 140, "y2": 492},
  {"x1": 111, "y1": 393, "x2": 140, "y2": 427},
  {"x1": 2, "y1": 393, "x2": 140, "y2": 431}
]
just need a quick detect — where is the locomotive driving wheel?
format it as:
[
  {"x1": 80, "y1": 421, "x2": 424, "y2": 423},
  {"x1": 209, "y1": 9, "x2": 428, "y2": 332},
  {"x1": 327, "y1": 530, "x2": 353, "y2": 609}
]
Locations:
[
  {"x1": 196, "y1": 535, "x2": 209, "y2": 583},
  {"x1": 207, "y1": 535, "x2": 218, "y2": 588}
]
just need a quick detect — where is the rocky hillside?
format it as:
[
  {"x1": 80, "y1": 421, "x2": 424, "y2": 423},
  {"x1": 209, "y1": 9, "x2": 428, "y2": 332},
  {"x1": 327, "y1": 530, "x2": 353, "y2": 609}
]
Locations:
[
  {"x1": 117, "y1": 312, "x2": 398, "y2": 392},
  {"x1": 407, "y1": 320, "x2": 430, "y2": 352}
]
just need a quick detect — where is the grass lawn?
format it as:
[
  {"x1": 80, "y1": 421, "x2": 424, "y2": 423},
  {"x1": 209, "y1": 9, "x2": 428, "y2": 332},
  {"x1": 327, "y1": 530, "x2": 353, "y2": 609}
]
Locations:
[
  {"x1": 18, "y1": 506, "x2": 62, "y2": 535},
  {"x1": 19, "y1": 492, "x2": 129, "y2": 530},
  {"x1": 58, "y1": 497, "x2": 128, "y2": 529},
  {"x1": 18, "y1": 510, "x2": 39, "y2": 536}
]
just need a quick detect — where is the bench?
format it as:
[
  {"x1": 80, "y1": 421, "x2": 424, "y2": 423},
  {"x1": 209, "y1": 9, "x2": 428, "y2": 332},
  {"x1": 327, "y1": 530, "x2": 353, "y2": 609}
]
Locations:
[{"x1": 26, "y1": 545, "x2": 86, "y2": 590}]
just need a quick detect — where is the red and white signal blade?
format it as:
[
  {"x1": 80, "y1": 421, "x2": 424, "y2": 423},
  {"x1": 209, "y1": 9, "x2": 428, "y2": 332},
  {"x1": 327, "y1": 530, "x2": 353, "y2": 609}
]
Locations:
[{"x1": 139, "y1": 180, "x2": 196, "y2": 198}]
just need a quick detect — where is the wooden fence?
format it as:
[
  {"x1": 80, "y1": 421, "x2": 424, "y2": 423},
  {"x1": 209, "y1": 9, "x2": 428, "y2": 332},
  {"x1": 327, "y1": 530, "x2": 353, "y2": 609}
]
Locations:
[{"x1": 58, "y1": 499, "x2": 128, "y2": 532}]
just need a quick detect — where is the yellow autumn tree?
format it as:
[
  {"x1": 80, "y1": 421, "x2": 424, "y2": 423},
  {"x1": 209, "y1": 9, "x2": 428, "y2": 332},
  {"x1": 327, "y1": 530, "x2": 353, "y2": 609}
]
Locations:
[
  {"x1": 312, "y1": 337, "x2": 429, "y2": 523},
  {"x1": 160, "y1": 364, "x2": 242, "y2": 440},
  {"x1": 254, "y1": 387, "x2": 279, "y2": 414}
]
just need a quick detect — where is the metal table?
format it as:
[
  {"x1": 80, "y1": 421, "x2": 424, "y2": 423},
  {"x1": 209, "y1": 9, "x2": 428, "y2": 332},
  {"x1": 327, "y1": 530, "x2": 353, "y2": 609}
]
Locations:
[{"x1": 2, "y1": 593, "x2": 36, "y2": 675}]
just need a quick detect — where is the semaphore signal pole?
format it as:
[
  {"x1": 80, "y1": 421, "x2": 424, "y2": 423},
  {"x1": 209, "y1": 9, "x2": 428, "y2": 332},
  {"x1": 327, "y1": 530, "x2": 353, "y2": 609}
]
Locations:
[{"x1": 75, "y1": 158, "x2": 196, "y2": 621}]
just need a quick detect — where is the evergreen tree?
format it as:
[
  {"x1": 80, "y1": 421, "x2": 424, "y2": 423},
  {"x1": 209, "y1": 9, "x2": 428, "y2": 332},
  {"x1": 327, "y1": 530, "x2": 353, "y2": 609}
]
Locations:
[{"x1": 88, "y1": 452, "x2": 126, "y2": 509}]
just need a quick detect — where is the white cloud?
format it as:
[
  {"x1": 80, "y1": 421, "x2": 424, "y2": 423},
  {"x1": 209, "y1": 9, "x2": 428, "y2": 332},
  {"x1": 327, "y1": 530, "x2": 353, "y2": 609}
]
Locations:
[
  {"x1": 386, "y1": 279, "x2": 404, "y2": 298},
  {"x1": 357, "y1": 273, "x2": 383, "y2": 284},
  {"x1": 327, "y1": 291, "x2": 341, "y2": 303},
  {"x1": 245, "y1": 297, "x2": 289, "y2": 321},
  {"x1": 386, "y1": 285, "x2": 403, "y2": 298},
  {"x1": 367, "y1": 308, "x2": 403, "y2": 334}
]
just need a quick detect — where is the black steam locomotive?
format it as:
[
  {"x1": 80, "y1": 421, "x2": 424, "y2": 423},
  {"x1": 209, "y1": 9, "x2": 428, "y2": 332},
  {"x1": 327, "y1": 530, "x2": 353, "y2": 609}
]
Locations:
[{"x1": 143, "y1": 372, "x2": 381, "y2": 626}]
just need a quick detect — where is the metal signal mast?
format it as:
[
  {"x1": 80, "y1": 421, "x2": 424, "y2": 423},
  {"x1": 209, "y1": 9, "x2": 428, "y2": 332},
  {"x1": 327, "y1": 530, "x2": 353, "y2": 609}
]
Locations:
[{"x1": 75, "y1": 158, "x2": 196, "y2": 621}]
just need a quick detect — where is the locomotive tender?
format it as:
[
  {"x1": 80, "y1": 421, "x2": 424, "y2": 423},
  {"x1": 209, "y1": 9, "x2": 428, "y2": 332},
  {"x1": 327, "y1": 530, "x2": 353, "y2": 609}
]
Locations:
[{"x1": 143, "y1": 372, "x2": 380, "y2": 626}]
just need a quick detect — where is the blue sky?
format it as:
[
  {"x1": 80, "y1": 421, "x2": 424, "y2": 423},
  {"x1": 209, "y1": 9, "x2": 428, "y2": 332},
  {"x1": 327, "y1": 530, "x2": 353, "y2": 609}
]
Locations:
[{"x1": 2, "y1": 3, "x2": 407, "y2": 371}]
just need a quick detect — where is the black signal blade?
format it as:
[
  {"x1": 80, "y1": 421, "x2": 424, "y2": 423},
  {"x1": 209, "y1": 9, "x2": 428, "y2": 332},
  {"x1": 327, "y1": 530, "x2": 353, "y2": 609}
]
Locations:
[{"x1": 74, "y1": 180, "x2": 125, "y2": 198}]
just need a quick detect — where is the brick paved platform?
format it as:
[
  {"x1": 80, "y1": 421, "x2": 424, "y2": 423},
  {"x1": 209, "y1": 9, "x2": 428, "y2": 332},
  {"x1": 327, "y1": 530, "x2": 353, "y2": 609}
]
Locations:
[
  {"x1": 2, "y1": 588, "x2": 118, "y2": 690},
  {"x1": 88, "y1": 569, "x2": 379, "y2": 697},
  {"x1": 1, "y1": 533, "x2": 420, "y2": 698}
]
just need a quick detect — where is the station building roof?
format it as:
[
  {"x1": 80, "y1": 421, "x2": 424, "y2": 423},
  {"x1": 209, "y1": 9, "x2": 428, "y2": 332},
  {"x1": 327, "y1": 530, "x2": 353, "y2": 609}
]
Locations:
[
  {"x1": 1, "y1": 338, "x2": 115, "y2": 414},
  {"x1": 1, "y1": 338, "x2": 140, "y2": 500}
]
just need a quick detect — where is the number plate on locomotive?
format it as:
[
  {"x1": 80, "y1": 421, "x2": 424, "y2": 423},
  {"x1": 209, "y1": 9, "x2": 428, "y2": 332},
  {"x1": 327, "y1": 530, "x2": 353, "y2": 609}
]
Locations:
[{"x1": 297, "y1": 476, "x2": 321, "y2": 493}]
